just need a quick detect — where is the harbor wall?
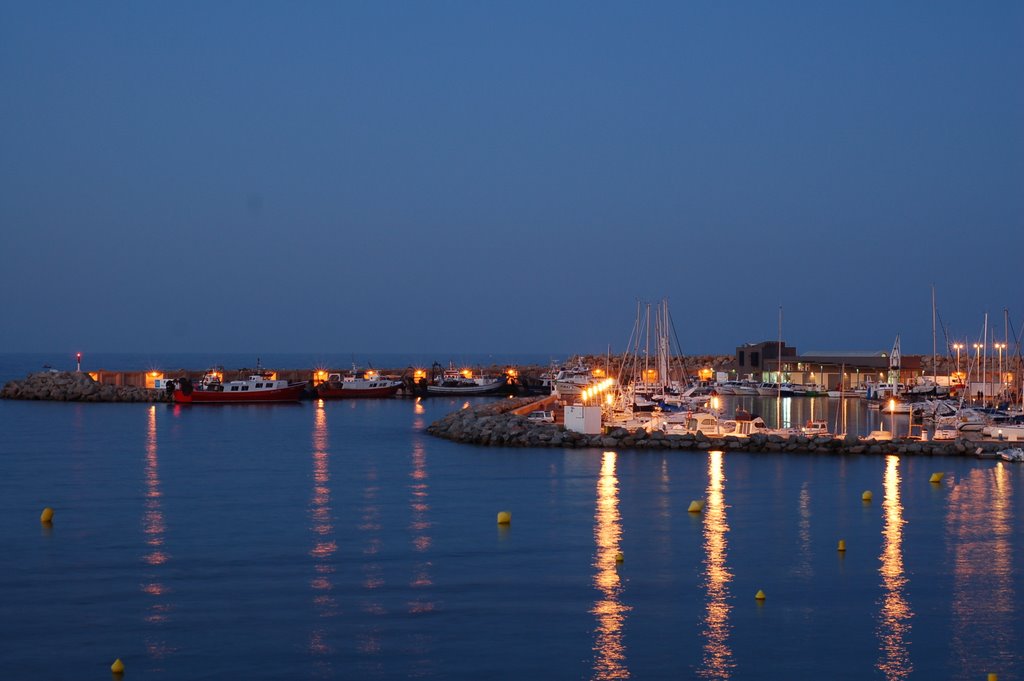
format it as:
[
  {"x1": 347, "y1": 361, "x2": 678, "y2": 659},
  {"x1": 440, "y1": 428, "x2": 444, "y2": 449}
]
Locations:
[{"x1": 426, "y1": 398, "x2": 1014, "y2": 460}]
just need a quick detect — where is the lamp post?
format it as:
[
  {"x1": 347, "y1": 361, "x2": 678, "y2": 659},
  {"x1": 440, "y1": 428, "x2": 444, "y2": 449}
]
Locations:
[
  {"x1": 973, "y1": 343, "x2": 982, "y2": 404},
  {"x1": 995, "y1": 343, "x2": 1006, "y2": 402},
  {"x1": 952, "y1": 343, "x2": 963, "y2": 385}
]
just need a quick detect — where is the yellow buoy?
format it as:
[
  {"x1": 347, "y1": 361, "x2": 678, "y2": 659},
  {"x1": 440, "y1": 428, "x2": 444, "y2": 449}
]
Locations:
[
  {"x1": 110, "y1": 658, "x2": 125, "y2": 673},
  {"x1": 862, "y1": 491, "x2": 873, "y2": 502},
  {"x1": 688, "y1": 500, "x2": 705, "y2": 513},
  {"x1": 929, "y1": 472, "x2": 944, "y2": 483},
  {"x1": 40, "y1": 507, "x2": 54, "y2": 523},
  {"x1": 988, "y1": 674, "x2": 997, "y2": 681},
  {"x1": 496, "y1": 511, "x2": 511, "y2": 525},
  {"x1": 838, "y1": 539, "x2": 846, "y2": 552},
  {"x1": 614, "y1": 551, "x2": 624, "y2": 563},
  {"x1": 755, "y1": 589, "x2": 766, "y2": 601}
]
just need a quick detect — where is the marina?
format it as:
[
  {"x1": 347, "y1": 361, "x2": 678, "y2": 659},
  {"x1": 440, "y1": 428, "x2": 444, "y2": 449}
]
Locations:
[{"x1": 5, "y1": 1, "x2": 1021, "y2": 677}]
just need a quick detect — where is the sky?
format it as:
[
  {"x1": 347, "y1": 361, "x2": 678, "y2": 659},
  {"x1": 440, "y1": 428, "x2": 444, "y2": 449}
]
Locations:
[{"x1": 2, "y1": 2, "x2": 1022, "y2": 357}]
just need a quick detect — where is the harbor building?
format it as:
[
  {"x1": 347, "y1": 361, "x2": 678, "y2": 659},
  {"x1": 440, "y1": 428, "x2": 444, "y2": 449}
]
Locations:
[{"x1": 734, "y1": 341, "x2": 926, "y2": 390}]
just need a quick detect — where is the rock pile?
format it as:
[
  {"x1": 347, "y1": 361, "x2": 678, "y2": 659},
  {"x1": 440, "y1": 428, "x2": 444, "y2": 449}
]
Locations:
[
  {"x1": 427, "y1": 400, "x2": 1009, "y2": 459},
  {"x1": 1, "y1": 371, "x2": 168, "y2": 403}
]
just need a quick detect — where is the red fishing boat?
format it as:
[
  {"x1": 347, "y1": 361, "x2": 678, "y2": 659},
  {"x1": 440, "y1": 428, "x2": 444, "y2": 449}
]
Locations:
[
  {"x1": 170, "y1": 368, "x2": 307, "y2": 404},
  {"x1": 316, "y1": 366, "x2": 402, "y2": 399}
]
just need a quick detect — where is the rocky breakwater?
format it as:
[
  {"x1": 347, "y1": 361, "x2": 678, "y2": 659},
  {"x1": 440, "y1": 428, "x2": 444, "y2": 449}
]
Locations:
[
  {"x1": 427, "y1": 400, "x2": 1010, "y2": 460},
  {"x1": 1, "y1": 371, "x2": 168, "y2": 403}
]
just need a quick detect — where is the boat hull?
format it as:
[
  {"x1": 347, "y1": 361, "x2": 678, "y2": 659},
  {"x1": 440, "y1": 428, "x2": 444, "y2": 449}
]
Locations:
[
  {"x1": 173, "y1": 382, "x2": 307, "y2": 404},
  {"x1": 426, "y1": 380, "x2": 507, "y2": 396},
  {"x1": 317, "y1": 383, "x2": 400, "y2": 399}
]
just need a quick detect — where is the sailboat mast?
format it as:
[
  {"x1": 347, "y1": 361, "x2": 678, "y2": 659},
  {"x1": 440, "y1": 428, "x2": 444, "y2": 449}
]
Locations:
[
  {"x1": 931, "y1": 285, "x2": 937, "y2": 385},
  {"x1": 983, "y1": 312, "x2": 989, "y2": 405},
  {"x1": 644, "y1": 303, "x2": 651, "y2": 387},
  {"x1": 777, "y1": 305, "x2": 783, "y2": 429}
]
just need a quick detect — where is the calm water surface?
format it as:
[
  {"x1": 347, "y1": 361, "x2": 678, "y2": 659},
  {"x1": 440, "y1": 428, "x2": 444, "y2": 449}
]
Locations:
[{"x1": 1, "y1": 393, "x2": 1022, "y2": 679}]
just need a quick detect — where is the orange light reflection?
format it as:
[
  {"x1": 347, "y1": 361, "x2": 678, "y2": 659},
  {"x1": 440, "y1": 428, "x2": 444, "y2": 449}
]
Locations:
[
  {"x1": 876, "y1": 455, "x2": 912, "y2": 679},
  {"x1": 141, "y1": 406, "x2": 174, "y2": 653},
  {"x1": 308, "y1": 402, "x2": 338, "y2": 665},
  {"x1": 590, "y1": 451, "x2": 630, "y2": 680},
  {"x1": 698, "y1": 450, "x2": 734, "y2": 680}
]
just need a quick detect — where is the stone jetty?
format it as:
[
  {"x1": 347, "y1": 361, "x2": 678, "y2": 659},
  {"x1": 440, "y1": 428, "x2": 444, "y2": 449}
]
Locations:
[
  {"x1": 427, "y1": 398, "x2": 1011, "y2": 460},
  {"x1": 1, "y1": 371, "x2": 168, "y2": 402}
]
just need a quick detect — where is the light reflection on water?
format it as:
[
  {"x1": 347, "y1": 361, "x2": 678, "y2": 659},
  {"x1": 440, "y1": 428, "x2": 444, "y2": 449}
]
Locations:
[
  {"x1": 948, "y1": 463, "x2": 1017, "y2": 676},
  {"x1": 591, "y1": 451, "x2": 630, "y2": 680},
  {"x1": 877, "y1": 455, "x2": 912, "y2": 679},
  {"x1": 725, "y1": 396, "x2": 907, "y2": 437},
  {"x1": 795, "y1": 481, "x2": 813, "y2": 579},
  {"x1": 309, "y1": 400, "x2": 338, "y2": 672},
  {"x1": 358, "y1": 462, "x2": 385, "y2": 663},
  {"x1": 698, "y1": 450, "x2": 733, "y2": 680},
  {"x1": 141, "y1": 405, "x2": 174, "y2": 661}
]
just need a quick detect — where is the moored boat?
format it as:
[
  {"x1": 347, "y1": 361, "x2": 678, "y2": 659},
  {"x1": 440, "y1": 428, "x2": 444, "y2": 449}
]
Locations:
[
  {"x1": 171, "y1": 368, "x2": 307, "y2": 404},
  {"x1": 426, "y1": 363, "x2": 508, "y2": 396},
  {"x1": 317, "y1": 366, "x2": 402, "y2": 399}
]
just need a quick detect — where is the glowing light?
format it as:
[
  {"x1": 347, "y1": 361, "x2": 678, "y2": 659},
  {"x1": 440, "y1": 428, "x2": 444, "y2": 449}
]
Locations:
[
  {"x1": 506, "y1": 367, "x2": 518, "y2": 378},
  {"x1": 413, "y1": 369, "x2": 427, "y2": 380},
  {"x1": 460, "y1": 369, "x2": 473, "y2": 379}
]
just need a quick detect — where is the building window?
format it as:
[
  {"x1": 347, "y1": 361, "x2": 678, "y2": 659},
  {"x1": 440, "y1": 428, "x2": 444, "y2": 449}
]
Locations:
[
  {"x1": 751, "y1": 352, "x2": 759, "y2": 367},
  {"x1": 738, "y1": 351, "x2": 745, "y2": 366}
]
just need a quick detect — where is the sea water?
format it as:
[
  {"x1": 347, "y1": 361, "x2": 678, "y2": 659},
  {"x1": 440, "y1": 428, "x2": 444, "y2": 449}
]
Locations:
[{"x1": 0, "y1": 357, "x2": 1021, "y2": 679}]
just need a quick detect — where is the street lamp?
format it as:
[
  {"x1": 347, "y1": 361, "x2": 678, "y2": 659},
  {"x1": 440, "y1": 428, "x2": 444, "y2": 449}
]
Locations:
[
  {"x1": 952, "y1": 343, "x2": 963, "y2": 384},
  {"x1": 995, "y1": 343, "x2": 1006, "y2": 401}
]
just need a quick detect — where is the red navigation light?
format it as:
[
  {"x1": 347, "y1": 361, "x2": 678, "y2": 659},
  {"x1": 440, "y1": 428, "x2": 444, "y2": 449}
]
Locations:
[{"x1": 76, "y1": 352, "x2": 82, "y2": 360}]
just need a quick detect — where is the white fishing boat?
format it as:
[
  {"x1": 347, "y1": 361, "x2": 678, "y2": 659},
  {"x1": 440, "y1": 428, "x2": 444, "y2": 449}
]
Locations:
[
  {"x1": 427, "y1": 363, "x2": 508, "y2": 395},
  {"x1": 552, "y1": 358, "x2": 595, "y2": 397}
]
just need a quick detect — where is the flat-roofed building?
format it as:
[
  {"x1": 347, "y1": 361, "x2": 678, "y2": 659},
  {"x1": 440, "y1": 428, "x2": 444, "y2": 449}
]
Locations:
[{"x1": 735, "y1": 344, "x2": 926, "y2": 389}]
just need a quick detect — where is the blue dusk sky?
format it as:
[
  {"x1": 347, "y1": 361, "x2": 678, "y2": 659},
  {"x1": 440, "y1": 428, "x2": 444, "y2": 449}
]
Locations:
[{"x1": 1, "y1": 2, "x2": 1022, "y2": 357}]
